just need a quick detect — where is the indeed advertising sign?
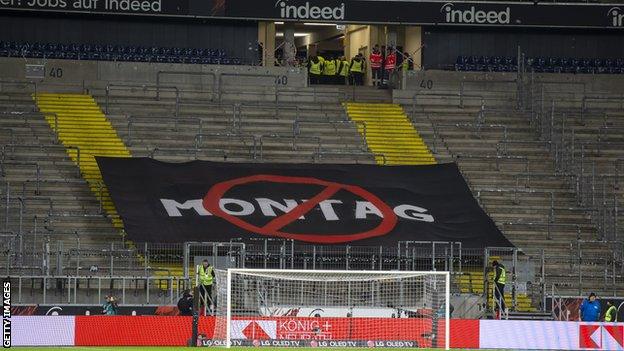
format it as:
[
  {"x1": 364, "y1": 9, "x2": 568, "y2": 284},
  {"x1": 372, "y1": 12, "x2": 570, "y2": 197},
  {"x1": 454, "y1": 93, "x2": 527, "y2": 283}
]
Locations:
[
  {"x1": 440, "y1": 3, "x2": 510, "y2": 25},
  {"x1": 275, "y1": 0, "x2": 344, "y2": 21},
  {"x1": 0, "y1": 0, "x2": 186, "y2": 14},
  {"x1": 224, "y1": 0, "x2": 622, "y2": 29},
  {"x1": 608, "y1": 7, "x2": 624, "y2": 27},
  {"x1": 2, "y1": 0, "x2": 624, "y2": 29}
]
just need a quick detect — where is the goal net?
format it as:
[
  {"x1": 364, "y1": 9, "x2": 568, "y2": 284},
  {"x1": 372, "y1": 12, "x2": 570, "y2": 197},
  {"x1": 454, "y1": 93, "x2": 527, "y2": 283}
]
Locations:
[{"x1": 211, "y1": 269, "x2": 450, "y2": 349}]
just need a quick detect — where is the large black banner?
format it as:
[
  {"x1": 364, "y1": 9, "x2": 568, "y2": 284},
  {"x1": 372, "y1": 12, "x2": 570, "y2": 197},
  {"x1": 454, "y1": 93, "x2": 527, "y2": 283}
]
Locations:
[
  {"x1": 1, "y1": 0, "x2": 624, "y2": 29},
  {"x1": 97, "y1": 157, "x2": 512, "y2": 248}
]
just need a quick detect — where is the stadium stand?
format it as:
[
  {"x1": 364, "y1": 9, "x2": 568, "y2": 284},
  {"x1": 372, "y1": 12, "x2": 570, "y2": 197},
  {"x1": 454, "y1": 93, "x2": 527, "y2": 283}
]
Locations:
[
  {"x1": 96, "y1": 86, "x2": 376, "y2": 164},
  {"x1": 1, "y1": 62, "x2": 622, "y2": 316},
  {"x1": 4, "y1": 0, "x2": 624, "y2": 347},
  {"x1": 396, "y1": 75, "x2": 624, "y2": 298},
  {"x1": 0, "y1": 90, "x2": 121, "y2": 276}
]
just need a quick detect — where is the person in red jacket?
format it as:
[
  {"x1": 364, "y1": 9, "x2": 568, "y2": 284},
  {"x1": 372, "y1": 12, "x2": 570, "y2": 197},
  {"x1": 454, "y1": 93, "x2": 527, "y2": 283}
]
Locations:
[
  {"x1": 369, "y1": 44, "x2": 383, "y2": 87},
  {"x1": 383, "y1": 47, "x2": 397, "y2": 86}
]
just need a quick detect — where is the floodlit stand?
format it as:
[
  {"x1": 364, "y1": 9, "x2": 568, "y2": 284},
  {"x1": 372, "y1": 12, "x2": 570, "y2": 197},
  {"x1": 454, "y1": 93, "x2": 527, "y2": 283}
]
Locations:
[{"x1": 213, "y1": 269, "x2": 450, "y2": 350}]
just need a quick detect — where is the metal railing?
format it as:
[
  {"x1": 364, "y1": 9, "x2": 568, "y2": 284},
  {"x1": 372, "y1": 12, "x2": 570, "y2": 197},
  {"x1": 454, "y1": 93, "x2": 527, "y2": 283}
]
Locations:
[
  {"x1": 6, "y1": 275, "x2": 191, "y2": 305},
  {"x1": 105, "y1": 83, "x2": 180, "y2": 117},
  {"x1": 293, "y1": 120, "x2": 367, "y2": 146},
  {"x1": 218, "y1": 73, "x2": 282, "y2": 103},
  {"x1": 459, "y1": 79, "x2": 519, "y2": 109},
  {"x1": 436, "y1": 123, "x2": 509, "y2": 147},
  {"x1": 258, "y1": 134, "x2": 322, "y2": 159},
  {"x1": 194, "y1": 132, "x2": 258, "y2": 160},
  {"x1": 127, "y1": 116, "x2": 204, "y2": 146},
  {"x1": 0, "y1": 161, "x2": 41, "y2": 194},
  {"x1": 0, "y1": 80, "x2": 38, "y2": 98},
  {"x1": 528, "y1": 94, "x2": 623, "y2": 244},
  {"x1": 403, "y1": 73, "x2": 624, "y2": 306},
  {"x1": 155, "y1": 71, "x2": 217, "y2": 101},
  {"x1": 1, "y1": 237, "x2": 621, "y2": 309},
  {"x1": 2, "y1": 144, "x2": 81, "y2": 176},
  {"x1": 312, "y1": 150, "x2": 383, "y2": 164}
]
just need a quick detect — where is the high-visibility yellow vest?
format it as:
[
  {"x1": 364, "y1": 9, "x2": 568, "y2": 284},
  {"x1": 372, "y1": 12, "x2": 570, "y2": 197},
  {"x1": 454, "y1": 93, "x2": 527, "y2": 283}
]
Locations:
[
  {"x1": 309, "y1": 60, "x2": 322, "y2": 75},
  {"x1": 496, "y1": 266, "x2": 507, "y2": 285},
  {"x1": 605, "y1": 305, "x2": 617, "y2": 322},
  {"x1": 197, "y1": 264, "x2": 213, "y2": 286},
  {"x1": 323, "y1": 60, "x2": 337, "y2": 75},
  {"x1": 339, "y1": 60, "x2": 350, "y2": 76},
  {"x1": 350, "y1": 59, "x2": 363, "y2": 73},
  {"x1": 402, "y1": 59, "x2": 409, "y2": 72}
]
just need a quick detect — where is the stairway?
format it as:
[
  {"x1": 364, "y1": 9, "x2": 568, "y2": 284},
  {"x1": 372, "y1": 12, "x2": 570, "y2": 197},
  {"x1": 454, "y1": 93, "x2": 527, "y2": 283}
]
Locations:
[
  {"x1": 344, "y1": 103, "x2": 436, "y2": 165},
  {"x1": 34, "y1": 93, "x2": 130, "y2": 230}
]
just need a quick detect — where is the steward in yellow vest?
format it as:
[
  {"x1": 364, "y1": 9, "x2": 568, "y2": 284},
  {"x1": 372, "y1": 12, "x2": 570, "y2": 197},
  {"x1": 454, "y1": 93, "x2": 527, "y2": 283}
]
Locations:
[
  {"x1": 322, "y1": 56, "x2": 338, "y2": 84},
  {"x1": 196, "y1": 260, "x2": 215, "y2": 307},
  {"x1": 493, "y1": 260, "x2": 507, "y2": 313},
  {"x1": 605, "y1": 301, "x2": 618, "y2": 322},
  {"x1": 349, "y1": 54, "x2": 365, "y2": 86},
  {"x1": 308, "y1": 55, "x2": 323, "y2": 85},
  {"x1": 338, "y1": 56, "x2": 350, "y2": 85}
]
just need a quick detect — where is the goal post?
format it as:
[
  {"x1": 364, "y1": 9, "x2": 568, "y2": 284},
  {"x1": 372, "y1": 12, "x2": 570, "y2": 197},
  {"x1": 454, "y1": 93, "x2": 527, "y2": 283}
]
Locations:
[{"x1": 212, "y1": 269, "x2": 450, "y2": 349}]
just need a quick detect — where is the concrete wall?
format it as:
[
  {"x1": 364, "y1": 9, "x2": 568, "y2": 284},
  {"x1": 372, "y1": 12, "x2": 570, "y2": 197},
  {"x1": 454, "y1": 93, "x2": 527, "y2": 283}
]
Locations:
[
  {"x1": 404, "y1": 26, "x2": 423, "y2": 70},
  {"x1": 344, "y1": 25, "x2": 369, "y2": 60},
  {"x1": 345, "y1": 25, "x2": 371, "y2": 84},
  {"x1": 396, "y1": 70, "x2": 624, "y2": 106},
  {"x1": 258, "y1": 21, "x2": 276, "y2": 67},
  {"x1": 402, "y1": 70, "x2": 624, "y2": 93},
  {"x1": 0, "y1": 58, "x2": 307, "y2": 92}
]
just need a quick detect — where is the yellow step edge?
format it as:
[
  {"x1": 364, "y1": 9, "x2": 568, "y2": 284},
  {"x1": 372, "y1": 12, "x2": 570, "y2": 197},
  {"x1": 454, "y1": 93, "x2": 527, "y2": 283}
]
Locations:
[{"x1": 345, "y1": 102, "x2": 436, "y2": 166}]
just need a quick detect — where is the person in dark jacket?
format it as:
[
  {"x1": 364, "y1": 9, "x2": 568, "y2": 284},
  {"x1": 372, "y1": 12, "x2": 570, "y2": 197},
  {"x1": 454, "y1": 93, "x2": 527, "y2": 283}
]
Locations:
[
  {"x1": 580, "y1": 292, "x2": 601, "y2": 322},
  {"x1": 102, "y1": 295, "x2": 119, "y2": 315},
  {"x1": 177, "y1": 289, "x2": 194, "y2": 316}
]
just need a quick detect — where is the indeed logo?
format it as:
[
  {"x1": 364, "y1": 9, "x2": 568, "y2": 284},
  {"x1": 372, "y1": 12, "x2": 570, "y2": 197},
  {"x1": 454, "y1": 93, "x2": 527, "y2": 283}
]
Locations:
[
  {"x1": 440, "y1": 3, "x2": 510, "y2": 25},
  {"x1": 276, "y1": 0, "x2": 345, "y2": 20},
  {"x1": 608, "y1": 7, "x2": 624, "y2": 27}
]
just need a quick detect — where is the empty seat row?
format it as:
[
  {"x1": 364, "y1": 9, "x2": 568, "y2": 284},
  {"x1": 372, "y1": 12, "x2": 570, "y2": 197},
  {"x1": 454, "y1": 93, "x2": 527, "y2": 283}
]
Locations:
[
  {"x1": 0, "y1": 41, "x2": 244, "y2": 65},
  {"x1": 455, "y1": 55, "x2": 624, "y2": 74}
]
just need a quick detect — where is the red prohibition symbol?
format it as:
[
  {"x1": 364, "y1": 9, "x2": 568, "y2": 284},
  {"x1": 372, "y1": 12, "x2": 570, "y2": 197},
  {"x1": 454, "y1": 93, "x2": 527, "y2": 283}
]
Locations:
[{"x1": 203, "y1": 174, "x2": 397, "y2": 243}]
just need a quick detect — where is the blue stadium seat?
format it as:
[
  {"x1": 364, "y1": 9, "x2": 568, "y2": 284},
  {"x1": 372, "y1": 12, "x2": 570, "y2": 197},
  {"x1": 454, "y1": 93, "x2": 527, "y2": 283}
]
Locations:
[
  {"x1": 0, "y1": 40, "x2": 237, "y2": 65},
  {"x1": 455, "y1": 56, "x2": 467, "y2": 71},
  {"x1": 560, "y1": 58, "x2": 574, "y2": 73}
]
